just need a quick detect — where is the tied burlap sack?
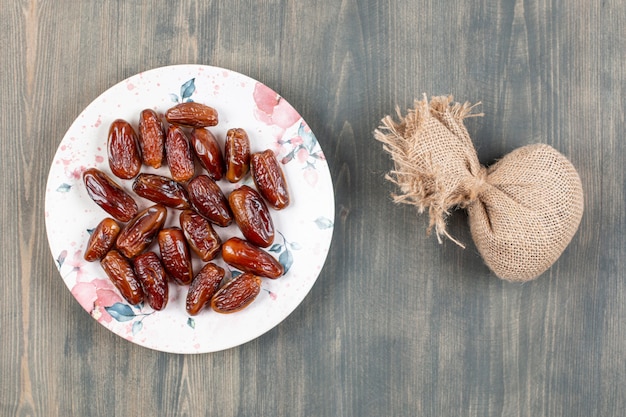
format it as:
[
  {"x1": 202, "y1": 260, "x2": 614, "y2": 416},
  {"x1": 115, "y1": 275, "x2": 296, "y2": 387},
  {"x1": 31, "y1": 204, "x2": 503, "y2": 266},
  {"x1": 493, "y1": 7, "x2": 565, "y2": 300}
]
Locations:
[{"x1": 374, "y1": 95, "x2": 584, "y2": 282}]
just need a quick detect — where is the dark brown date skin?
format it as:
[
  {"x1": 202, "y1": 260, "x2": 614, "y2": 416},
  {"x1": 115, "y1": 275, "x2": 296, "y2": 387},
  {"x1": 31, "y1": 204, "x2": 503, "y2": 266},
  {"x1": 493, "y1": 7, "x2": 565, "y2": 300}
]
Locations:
[
  {"x1": 186, "y1": 263, "x2": 225, "y2": 315},
  {"x1": 133, "y1": 251, "x2": 168, "y2": 311},
  {"x1": 224, "y1": 128, "x2": 250, "y2": 182},
  {"x1": 158, "y1": 228, "x2": 194, "y2": 285},
  {"x1": 138, "y1": 109, "x2": 165, "y2": 169},
  {"x1": 251, "y1": 149, "x2": 290, "y2": 210},
  {"x1": 211, "y1": 272, "x2": 262, "y2": 314},
  {"x1": 116, "y1": 204, "x2": 167, "y2": 259},
  {"x1": 190, "y1": 128, "x2": 225, "y2": 181},
  {"x1": 228, "y1": 185, "x2": 274, "y2": 247},
  {"x1": 101, "y1": 250, "x2": 144, "y2": 305},
  {"x1": 179, "y1": 210, "x2": 221, "y2": 261},
  {"x1": 165, "y1": 102, "x2": 218, "y2": 128},
  {"x1": 84, "y1": 217, "x2": 121, "y2": 262},
  {"x1": 165, "y1": 125, "x2": 195, "y2": 182},
  {"x1": 132, "y1": 173, "x2": 191, "y2": 209},
  {"x1": 187, "y1": 175, "x2": 233, "y2": 227},
  {"x1": 221, "y1": 237, "x2": 284, "y2": 279},
  {"x1": 83, "y1": 168, "x2": 138, "y2": 222},
  {"x1": 108, "y1": 119, "x2": 142, "y2": 179}
]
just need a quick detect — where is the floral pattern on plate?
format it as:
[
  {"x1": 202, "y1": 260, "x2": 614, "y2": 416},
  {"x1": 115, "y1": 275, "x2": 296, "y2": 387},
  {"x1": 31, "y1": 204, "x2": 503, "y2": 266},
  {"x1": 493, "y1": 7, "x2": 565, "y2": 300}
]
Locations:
[{"x1": 45, "y1": 65, "x2": 335, "y2": 353}]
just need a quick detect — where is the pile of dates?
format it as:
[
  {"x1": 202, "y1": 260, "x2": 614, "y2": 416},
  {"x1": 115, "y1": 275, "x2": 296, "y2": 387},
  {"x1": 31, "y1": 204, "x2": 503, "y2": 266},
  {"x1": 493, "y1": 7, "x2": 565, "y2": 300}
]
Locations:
[{"x1": 82, "y1": 102, "x2": 290, "y2": 315}]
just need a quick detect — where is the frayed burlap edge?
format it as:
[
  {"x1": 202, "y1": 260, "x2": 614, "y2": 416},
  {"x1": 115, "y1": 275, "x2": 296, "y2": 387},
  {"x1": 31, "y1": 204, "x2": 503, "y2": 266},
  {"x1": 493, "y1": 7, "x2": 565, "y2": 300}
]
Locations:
[{"x1": 374, "y1": 95, "x2": 483, "y2": 247}]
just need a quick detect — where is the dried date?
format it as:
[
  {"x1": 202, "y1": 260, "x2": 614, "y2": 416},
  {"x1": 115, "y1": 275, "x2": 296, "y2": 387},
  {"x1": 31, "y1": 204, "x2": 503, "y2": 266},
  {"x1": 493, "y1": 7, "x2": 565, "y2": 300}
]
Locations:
[
  {"x1": 221, "y1": 237, "x2": 284, "y2": 279},
  {"x1": 101, "y1": 249, "x2": 144, "y2": 305},
  {"x1": 179, "y1": 209, "x2": 221, "y2": 261},
  {"x1": 158, "y1": 227, "x2": 194, "y2": 285},
  {"x1": 187, "y1": 175, "x2": 233, "y2": 227},
  {"x1": 83, "y1": 167, "x2": 138, "y2": 222},
  {"x1": 116, "y1": 204, "x2": 167, "y2": 259},
  {"x1": 251, "y1": 149, "x2": 290, "y2": 210},
  {"x1": 210, "y1": 272, "x2": 262, "y2": 314},
  {"x1": 186, "y1": 263, "x2": 225, "y2": 315},
  {"x1": 138, "y1": 109, "x2": 165, "y2": 168},
  {"x1": 107, "y1": 119, "x2": 142, "y2": 179},
  {"x1": 84, "y1": 217, "x2": 121, "y2": 262},
  {"x1": 165, "y1": 125, "x2": 195, "y2": 182},
  {"x1": 165, "y1": 102, "x2": 218, "y2": 128},
  {"x1": 228, "y1": 185, "x2": 274, "y2": 247},
  {"x1": 224, "y1": 128, "x2": 250, "y2": 182},
  {"x1": 133, "y1": 251, "x2": 168, "y2": 311},
  {"x1": 190, "y1": 128, "x2": 225, "y2": 181},
  {"x1": 132, "y1": 173, "x2": 191, "y2": 209}
]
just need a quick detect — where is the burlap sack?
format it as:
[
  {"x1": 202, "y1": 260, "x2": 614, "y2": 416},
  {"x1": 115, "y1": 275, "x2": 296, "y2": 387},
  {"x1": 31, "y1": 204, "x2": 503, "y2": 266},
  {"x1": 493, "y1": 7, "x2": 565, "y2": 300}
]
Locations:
[{"x1": 375, "y1": 95, "x2": 584, "y2": 282}]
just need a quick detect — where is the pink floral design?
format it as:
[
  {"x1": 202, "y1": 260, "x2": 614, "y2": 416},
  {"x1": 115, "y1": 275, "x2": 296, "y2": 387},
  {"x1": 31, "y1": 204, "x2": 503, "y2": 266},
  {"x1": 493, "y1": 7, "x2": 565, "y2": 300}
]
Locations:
[
  {"x1": 68, "y1": 165, "x2": 87, "y2": 180},
  {"x1": 253, "y1": 83, "x2": 301, "y2": 137},
  {"x1": 71, "y1": 280, "x2": 123, "y2": 324},
  {"x1": 63, "y1": 250, "x2": 88, "y2": 282},
  {"x1": 303, "y1": 168, "x2": 319, "y2": 187},
  {"x1": 273, "y1": 122, "x2": 326, "y2": 187},
  {"x1": 252, "y1": 82, "x2": 326, "y2": 188},
  {"x1": 61, "y1": 249, "x2": 123, "y2": 324},
  {"x1": 290, "y1": 136, "x2": 304, "y2": 146},
  {"x1": 264, "y1": 289, "x2": 278, "y2": 301},
  {"x1": 296, "y1": 148, "x2": 309, "y2": 164}
]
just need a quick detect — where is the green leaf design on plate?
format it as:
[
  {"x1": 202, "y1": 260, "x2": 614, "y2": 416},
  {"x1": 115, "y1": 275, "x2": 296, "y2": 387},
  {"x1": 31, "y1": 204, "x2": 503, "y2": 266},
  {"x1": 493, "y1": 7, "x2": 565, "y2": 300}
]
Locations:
[
  {"x1": 180, "y1": 78, "x2": 196, "y2": 100},
  {"x1": 132, "y1": 320, "x2": 143, "y2": 335},
  {"x1": 56, "y1": 183, "x2": 72, "y2": 192},
  {"x1": 314, "y1": 217, "x2": 334, "y2": 229},
  {"x1": 279, "y1": 249, "x2": 294, "y2": 274},
  {"x1": 105, "y1": 303, "x2": 136, "y2": 322}
]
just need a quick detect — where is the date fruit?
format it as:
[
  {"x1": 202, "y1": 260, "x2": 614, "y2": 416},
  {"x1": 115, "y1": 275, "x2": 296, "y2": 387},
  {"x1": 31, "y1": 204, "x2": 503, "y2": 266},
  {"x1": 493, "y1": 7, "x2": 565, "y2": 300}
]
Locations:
[
  {"x1": 158, "y1": 227, "x2": 194, "y2": 285},
  {"x1": 224, "y1": 128, "x2": 250, "y2": 182},
  {"x1": 133, "y1": 251, "x2": 168, "y2": 311},
  {"x1": 190, "y1": 128, "x2": 225, "y2": 181},
  {"x1": 165, "y1": 125, "x2": 195, "y2": 182},
  {"x1": 186, "y1": 263, "x2": 225, "y2": 315},
  {"x1": 179, "y1": 210, "x2": 221, "y2": 261},
  {"x1": 165, "y1": 102, "x2": 218, "y2": 128},
  {"x1": 187, "y1": 175, "x2": 233, "y2": 227},
  {"x1": 132, "y1": 173, "x2": 191, "y2": 209},
  {"x1": 107, "y1": 119, "x2": 142, "y2": 179},
  {"x1": 84, "y1": 217, "x2": 121, "y2": 262},
  {"x1": 138, "y1": 109, "x2": 165, "y2": 168},
  {"x1": 101, "y1": 250, "x2": 144, "y2": 305},
  {"x1": 228, "y1": 185, "x2": 274, "y2": 247},
  {"x1": 83, "y1": 168, "x2": 138, "y2": 222},
  {"x1": 221, "y1": 237, "x2": 284, "y2": 279},
  {"x1": 251, "y1": 149, "x2": 290, "y2": 210},
  {"x1": 116, "y1": 204, "x2": 167, "y2": 259},
  {"x1": 210, "y1": 272, "x2": 262, "y2": 314}
]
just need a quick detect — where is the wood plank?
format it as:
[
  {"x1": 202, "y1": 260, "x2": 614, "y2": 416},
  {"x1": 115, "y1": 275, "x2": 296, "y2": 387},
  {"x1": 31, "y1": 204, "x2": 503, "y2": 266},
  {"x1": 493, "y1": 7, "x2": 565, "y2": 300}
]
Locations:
[{"x1": 1, "y1": 0, "x2": 624, "y2": 415}]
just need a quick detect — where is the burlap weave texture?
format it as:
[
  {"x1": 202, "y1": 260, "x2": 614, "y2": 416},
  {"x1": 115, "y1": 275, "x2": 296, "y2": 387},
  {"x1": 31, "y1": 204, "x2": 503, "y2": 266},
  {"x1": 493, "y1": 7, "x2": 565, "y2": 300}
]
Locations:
[{"x1": 375, "y1": 96, "x2": 584, "y2": 281}]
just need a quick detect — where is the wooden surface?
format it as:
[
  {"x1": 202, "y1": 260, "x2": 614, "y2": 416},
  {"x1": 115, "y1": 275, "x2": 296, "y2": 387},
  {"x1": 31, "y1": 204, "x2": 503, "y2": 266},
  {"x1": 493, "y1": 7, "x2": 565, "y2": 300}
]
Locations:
[{"x1": 2, "y1": 0, "x2": 625, "y2": 416}]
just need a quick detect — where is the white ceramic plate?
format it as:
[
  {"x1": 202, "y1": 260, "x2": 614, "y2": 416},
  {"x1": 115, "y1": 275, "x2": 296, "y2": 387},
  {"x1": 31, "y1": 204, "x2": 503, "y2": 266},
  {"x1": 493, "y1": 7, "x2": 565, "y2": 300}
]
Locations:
[{"x1": 45, "y1": 65, "x2": 334, "y2": 353}]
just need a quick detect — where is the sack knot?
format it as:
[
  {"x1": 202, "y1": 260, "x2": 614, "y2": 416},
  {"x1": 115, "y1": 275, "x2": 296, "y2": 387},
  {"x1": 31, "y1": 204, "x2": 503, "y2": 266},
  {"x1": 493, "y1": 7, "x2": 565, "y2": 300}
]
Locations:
[{"x1": 464, "y1": 165, "x2": 489, "y2": 205}]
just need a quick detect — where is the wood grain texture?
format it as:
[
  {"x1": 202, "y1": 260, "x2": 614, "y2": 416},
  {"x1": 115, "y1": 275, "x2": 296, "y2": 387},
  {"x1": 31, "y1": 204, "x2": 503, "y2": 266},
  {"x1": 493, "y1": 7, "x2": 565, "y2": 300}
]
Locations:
[{"x1": 1, "y1": 0, "x2": 624, "y2": 416}]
